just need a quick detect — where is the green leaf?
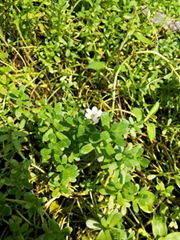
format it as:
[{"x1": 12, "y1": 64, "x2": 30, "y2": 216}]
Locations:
[
  {"x1": 42, "y1": 128, "x2": 53, "y2": 142},
  {"x1": 41, "y1": 148, "x2": 51, "y2": 156},
  {"x1": 134, "y1": 32, "x2": 154, "y2": 46},
  {"x1": 137, "y1": 188, "x2": 155, "y2": 213},
  {"x1": 107, "y1": 212, "x2": 121, "y2": 228},
  {"x1": 131, "y1": 108, "x2": 142, "y2": 121},
  {"x1": 86, "y1": 219, "x2": 101, "y2": 230},
  {"x1": 147, "y1": 123, "x2": 156, "y2": 142},
  {"x1": 144, "y1": 101, "x2": 160, "y2": 122},
  {"x1": 39, "y1": 126, "x2": 49, "y2": 133},
  {"x1": 104, "y1": 143, "x2": 115, "y2": 156},
  {"x1": 159, "y1": 232, "x2": 180, "y2": 240},
  {"x1": 104, "y1": 230, "x2": 112, "y2": 240},
  {"x1": 111, "y1": 120, "x2": 129, "y2": 135},
  {"x1": 132, "y1": 200, "x2": 139, "y2": 213},
  {"x1": 100, "y1": 131, "x2": 111, "y2": 142},
  {"x1": 40, "y1": 148, "x2": 51, "y2": 162},
  {"x1": 107, "y1": 162, "x2": 118, "y2": 171},
  {"x1": 0, "y1": 204, "x2": 12, "y2": 216},
  {"x1": 61, "y1": 165, "x2": 79, "y2": 183},
  {"x1": 101, "y1": 112, "x2": 112, "y2": 129},
  {"x1": 58, "y1": 139, "x2": 71, "y2": 148},
  {"x1": 147, "y1": 175, "x2": 156, "y2": 180},
  {"x1": 115, "y1": 153, "x2": 122, "y2": 161},
  {"x1": 175, "y1": 175, "x2": 180, "y2": 188},
  {"x1": 0, "y1": 66, "x2": 11, "y2": 73},
  {"x1": 19, "y1": 119, "x2": 26, "y2": 129},
  {"x1": 87, "y1": 61, "x2": 106, "y2": 71},
  {"x1": 101, "y1": 217, "x2": 107, "y2": 228},
  {"x1": 56, "y1": 132, "x2": 71, "y2": 148},
  {"x1": 140, "y1": 157, "x2": 150, "y2": 168},
  {"x1": 80, "y1": 143, "x2": 94, "y2": 154},
  {"x1": 0, "y1": 51, "x2": 8, "y2": 59},
  {"x1": 112, "y1": 133, "x2": 125, "y2": 146},
  {"x1": 0, "y1": 85, "x2": 7, "y2": 95},
  {"x1": 122, "y1": 182, "x2": 138, "y2": 201},
  {"x1": 152, "y1": 214, "x2": 167, "y2": 238},
  {"x1": 97, "y1": 230, "x2": 106, "y2": 240},
  {"x1": 52, "y1": 188, "x2": 61, "y2": 198},
  {"x1": 56, "y1": 132, "x2": 68, "y2": 141},
  {"x1": 89, "y1": 132, "x2": 101, "y2": 143}
]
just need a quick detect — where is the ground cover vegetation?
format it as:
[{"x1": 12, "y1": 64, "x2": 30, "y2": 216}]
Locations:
[{"x1": 0, "y1": 0, "x2": 179, "y2": 239}]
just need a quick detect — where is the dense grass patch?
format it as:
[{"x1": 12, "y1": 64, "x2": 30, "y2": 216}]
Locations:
[{"x1": 0, "y1": 0, "x2": 179, "y2": 239}]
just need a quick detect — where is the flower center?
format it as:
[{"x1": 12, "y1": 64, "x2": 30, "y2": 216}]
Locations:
[{"x1": 90, "y1": 113, "x2": 96, "y2": 118}]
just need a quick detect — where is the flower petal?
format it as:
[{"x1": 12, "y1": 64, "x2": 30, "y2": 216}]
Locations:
[
  {"x1": 85, "y1": 113, "x2": 91, "y2": 119},
  {"x1": 86, "y1": 108, "x2": 91, "y2": 113},
  {"x1": 96, "y1": 110, "x2": 102, "y2": 117},
  {"x1": 92, "y1": 106, "x2": 98, "y2": 113},
  {"x1": 92, "y1": 117, "x2": 99, "y2": 124},
  {"x1": 85, "y1": 107, "x2": 102, "y2": 123}
]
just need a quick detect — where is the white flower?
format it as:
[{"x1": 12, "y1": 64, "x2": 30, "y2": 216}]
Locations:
[{"x1": 85, "y1": 106, "x2": 102, "y2": 124}]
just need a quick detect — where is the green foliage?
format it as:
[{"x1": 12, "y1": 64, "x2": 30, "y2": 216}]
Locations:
[
  {"x1": 152, "y1": 214, "x2": 167, "y2": 238},
  {"x1": 0, "y1": 0, "x2": 179, "y2": 239},
  {"x1": 88, "y1": 61, "x2": 106, "y2": 71},
  {"x1": 159, "y1": 232, "x2": 180, "y2": 240},
  {"x1": 147, "y1": 122, "x2": 156, "y2": 142}
]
